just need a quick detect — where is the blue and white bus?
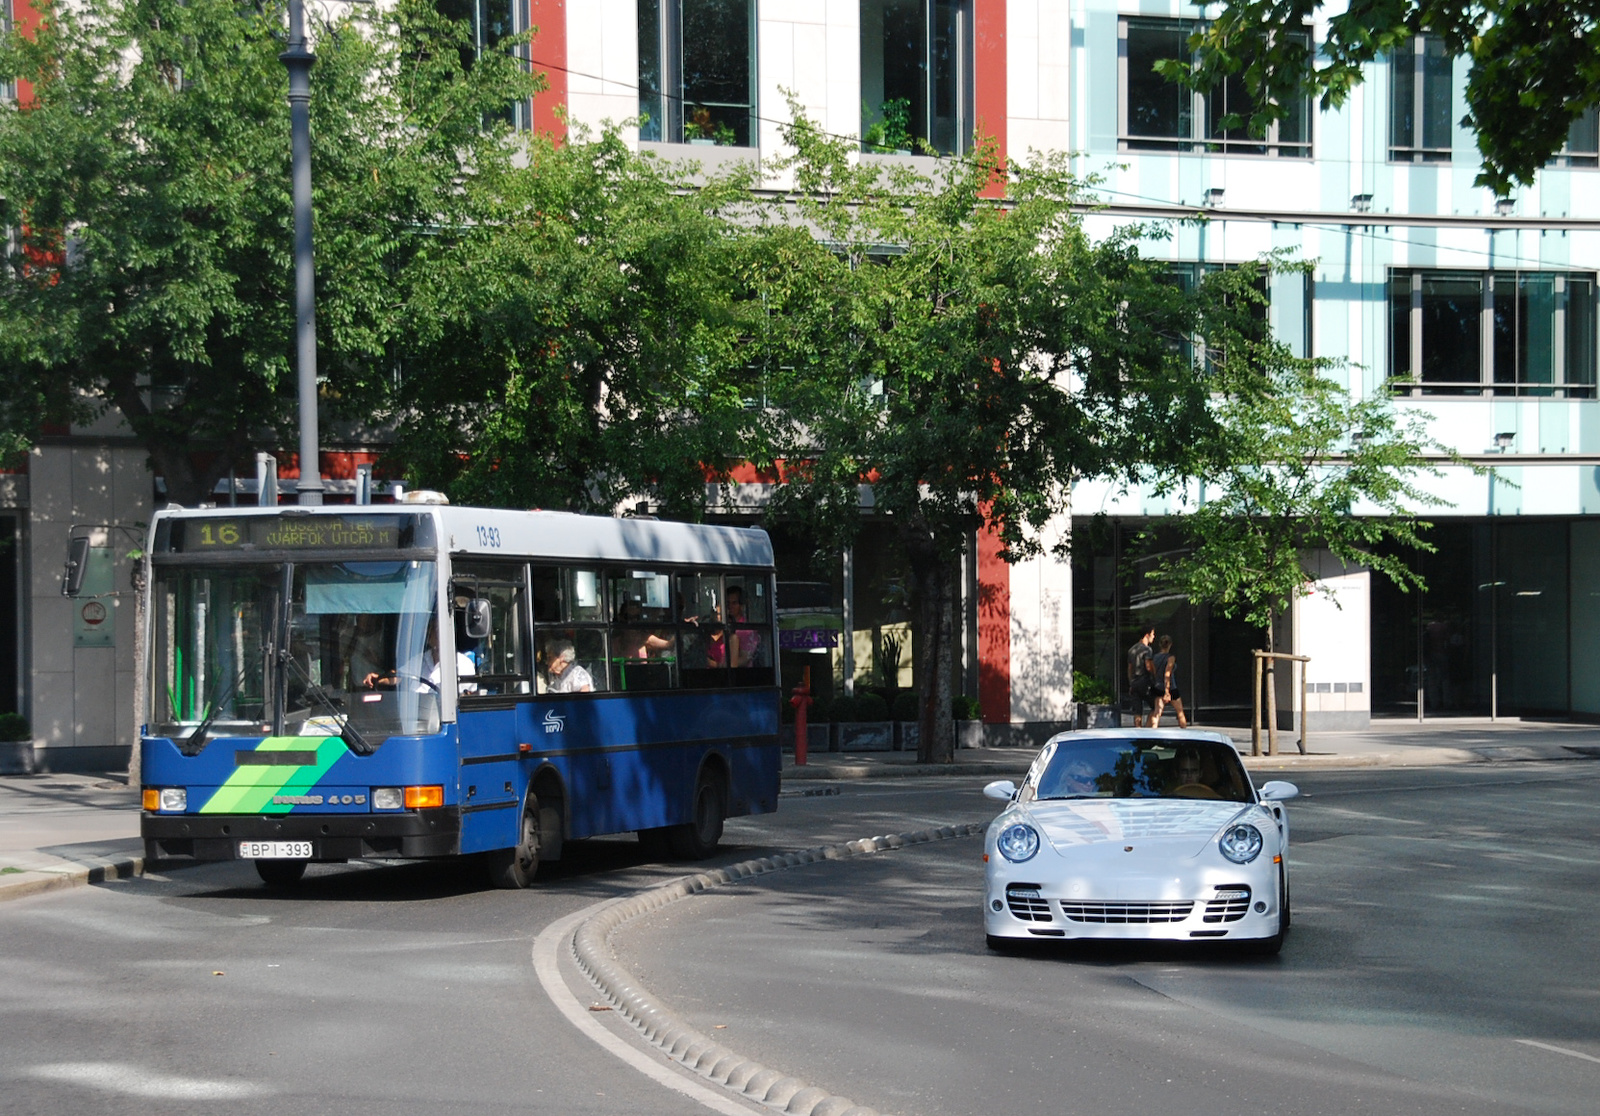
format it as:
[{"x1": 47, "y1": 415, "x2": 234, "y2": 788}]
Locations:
[{"x1": 139, "y1": 498, "x2": 781, "y2": 887}]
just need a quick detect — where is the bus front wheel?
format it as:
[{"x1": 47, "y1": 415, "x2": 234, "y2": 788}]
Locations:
[
  {"x1": 486, "y1": 794, "x2": 542, "y2": 889},
  {"x1": 667, "y1": 772, "x2": 725, "y2": 860}
]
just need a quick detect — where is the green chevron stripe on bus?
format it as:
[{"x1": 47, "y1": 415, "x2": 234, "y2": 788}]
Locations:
[{"x1": 199, "y1": 737, "x2": 347, "y2": 815}]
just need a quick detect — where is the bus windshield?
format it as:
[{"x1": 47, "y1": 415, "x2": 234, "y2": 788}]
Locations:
[{"x1": 151, "y1": 560, "x2": 441, "y2": 743}]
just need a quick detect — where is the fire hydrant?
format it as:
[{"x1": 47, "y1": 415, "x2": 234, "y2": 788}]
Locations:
[{"x1": 790, "y1": 666, "x2": 814, "y2": 766}]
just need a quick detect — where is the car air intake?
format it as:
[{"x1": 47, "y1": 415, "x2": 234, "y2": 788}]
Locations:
[
  {"x1": 1203, "y1": 886, "x2": 1252, "y2": 923},
  {"x1": 1006, "y1": 883, "x2": 1053, "y2": 922},
  {"x1": 1060, "y1": 901, "x2": 1194, "y2": 924}
]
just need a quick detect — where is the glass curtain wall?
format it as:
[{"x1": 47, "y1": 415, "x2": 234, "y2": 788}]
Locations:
[
  {"x1": 639, "y1": 0, "x2": 757, "y2": 146},
  {"x1": 436, "y1": 0, "x2": 528, "y2": 128},
  {"x1": 1370, "y1": 521, "x2": 1574, "y2": 718},
  {"x1": 1390, "y1": 34, "x2": 1453, "y2": 161},
  {"x1": 860, "y1": 0, "x2": 973, "y2": 155}
]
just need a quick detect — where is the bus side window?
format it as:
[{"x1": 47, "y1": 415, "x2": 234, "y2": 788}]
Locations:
[
  {"x1": 723, "y1": 575, "x2": 773, "y2": 687},
  {"x1": 454, "y1": 563, "x2": 531, "y2": 697},
  {"x1": 564, "y1": 568, "x2": 606, "y2": 623},
  {"x1": 532, "y1": 567, "x2": 560, "y2": 623}
]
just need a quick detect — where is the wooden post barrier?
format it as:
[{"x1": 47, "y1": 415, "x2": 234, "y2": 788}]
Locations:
[{"x1": 1251, "y1": 651, "x2": 1311, "y2": 757}]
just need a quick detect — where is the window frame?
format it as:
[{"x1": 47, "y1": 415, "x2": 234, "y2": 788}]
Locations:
[
  {"x1": 638, "y1": 0, "x2": 759, "y2": 148},
  {"x1": 1118, "y1": 16, "x2": 1313, "y2": 159},
  {"x1": 1388, "y1": 34, "x2": 1453, "y2": 164},
  {"x1": 1390, "y1": 268, "x2": 1599, "y2": 397},
  {"x1": 859, "y1": 0, "x2": 975, "y2": 157}
]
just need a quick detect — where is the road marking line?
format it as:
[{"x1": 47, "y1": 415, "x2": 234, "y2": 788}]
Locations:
[
  {"x1": 532, "y1": 903, "x2": 762, "y2": 1116},
  {"x1": 1516, "y1": 1039, "x2": 1600, "y2": 1065}
]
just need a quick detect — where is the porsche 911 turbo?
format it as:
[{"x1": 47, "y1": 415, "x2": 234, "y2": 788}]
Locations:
[{"x1": 982, "y1": 729, "x2": 1298, "y2": 954}]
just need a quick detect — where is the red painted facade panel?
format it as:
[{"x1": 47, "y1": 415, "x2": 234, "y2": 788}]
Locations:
[
  {"x1": 526, "y1": 0, "x2": 567, "y2": 142},
  {"x1": 973, "y1": 0, "x2": 1007, "y2": 195},
  {"x1": 976, "y1": 518, "x2": 1011, "y2": 724}
]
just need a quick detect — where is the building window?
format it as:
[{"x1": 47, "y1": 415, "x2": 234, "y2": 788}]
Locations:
[
  {"x1": 437, "y1": 0, "x2": 530, "y2": 129},
  {"x1": 860, "y1": 0, "x2": 973, "y2": 156},
  {"x1": 1119, "y1": 18, "x2": 1311, "y2": 157},
  {"x1": 638, "y1": 0, "x2": 757, "y2": 147},
  {"x1": 1389, "y1": 35, "x2": 1452, "y2": 162},
  {"x1": 1550, "y1": 106, "x2": 1599, "y2": 168},
  {"x1": 1, "y1": 0, "x2": 14, "y2": 103},
  {"x1": 1391, "y1": 270, "x2": 1597, "y2": 396}
]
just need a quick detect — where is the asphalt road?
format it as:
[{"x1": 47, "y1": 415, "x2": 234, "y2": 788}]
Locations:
[{"x1": 0, "y1": 763, "x2": 1595, "y2": 1115}]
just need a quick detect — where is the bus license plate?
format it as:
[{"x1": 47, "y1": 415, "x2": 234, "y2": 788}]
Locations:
[{"x1": 239, "y1": 841, "x2": 312, "y2": 859}]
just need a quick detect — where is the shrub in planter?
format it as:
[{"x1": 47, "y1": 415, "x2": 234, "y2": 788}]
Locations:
[
  {"x1": 826, "y1": 694, "x2": 854, "y2": 724},
  {"x1": 889, "y1": 691, "x2": 919, "y2": 722},
  {"x1": 852, "y1": 692, "x2": 889, "y2": 722},
  {"x1": 1073, "y1": 671, "x2": 1114, "y2": 706},
  {"x1": 951, "y1": 695, "x2": 980, "y2": 721},
  {"x1": 0, "y1": 713, "x2": 29, "y2": 742}
]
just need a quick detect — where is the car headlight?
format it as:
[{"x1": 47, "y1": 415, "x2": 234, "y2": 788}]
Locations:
[
  {"x1": 1219, "y1": 823, "x2": 1264, "y2": 864},
  {"x1": 997, "y1": 822, "x2": 1040, "y2": 863}
]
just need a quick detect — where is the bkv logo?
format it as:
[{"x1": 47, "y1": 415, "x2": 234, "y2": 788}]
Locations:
[{"x1": 542, "y1": 709, "x2": 566, "y2": 735}]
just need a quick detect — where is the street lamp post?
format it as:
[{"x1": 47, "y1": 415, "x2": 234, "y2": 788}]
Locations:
[{"x1": 282, "y1": 0, "x2": 324, "y2": 505}]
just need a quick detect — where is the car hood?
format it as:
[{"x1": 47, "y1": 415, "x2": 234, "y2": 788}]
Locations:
[{"x1": 1027, "y1": 799, "x2": 1253, "y2": 858}]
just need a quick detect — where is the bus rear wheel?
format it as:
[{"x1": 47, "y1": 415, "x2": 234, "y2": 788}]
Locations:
[
  {"x1": 667, "y1": 772, "x2": 725, "y2": 860},
  {"x1": 486, "y1": 794, "x2": 542, "y2": 889},
  {"x1": 255, "y1": 859, "x2": 307, "y2": 887}
]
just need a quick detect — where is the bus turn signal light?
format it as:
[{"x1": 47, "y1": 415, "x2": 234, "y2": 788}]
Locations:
[
  {"x1": 404, "y1": 785, "x2": 445, "y2": 809},
  {"x1": 143, "y1": 789, "x2": 160, "y2": 811}
]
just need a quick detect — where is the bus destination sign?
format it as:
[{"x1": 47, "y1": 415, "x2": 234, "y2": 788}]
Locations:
[{"x1": 178, "y1": 515, "x2": 409, "y2": 552}]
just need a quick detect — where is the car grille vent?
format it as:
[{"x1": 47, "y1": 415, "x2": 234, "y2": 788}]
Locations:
[
  {"x1": 1006, "y1": 884, "x2": 1053, "y2": 922},
  {"x1": 1060, "y1": 901, "x2": 1194, "y2": 924},
  {"x1": 1203, "y1": 886, "x2": 1252, "y2": 923}
]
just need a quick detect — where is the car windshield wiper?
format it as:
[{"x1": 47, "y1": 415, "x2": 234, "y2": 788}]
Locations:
[
  {"x1": 179, "y1": 665, "x2": 251, "y2": 756},
  {"x1": 277, "y1": 649, "x2": 374, "y2": 756}
]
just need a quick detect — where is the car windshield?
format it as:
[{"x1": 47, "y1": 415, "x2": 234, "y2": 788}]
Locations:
[{"x1": 1032, "y1": 738, "x2": 1253, "y2": 803}]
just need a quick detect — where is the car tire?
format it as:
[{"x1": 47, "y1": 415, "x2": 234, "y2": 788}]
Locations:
[
  {"x1": 255, "y1": 859, "x2": 307, "y2": 887},
  {"x1": 666, "y1": 771, "x2": 725, "y2": 860},
  {"x1": 485, "y1": 793, "x2": 541, "y2": 889}
]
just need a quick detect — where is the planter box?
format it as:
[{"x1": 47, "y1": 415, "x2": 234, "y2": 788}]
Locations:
[
  {"x1": 0, "y1": 740, "x2": 36, "y2": 775},
  {"x1": 893, "y1": 722, "x2": 919, "y2": 751},
  {"x1": 780, "y1": 724, "x2": 831, "y2": 755},
  {"x1": 1075, "y1": 703, "x2": 1121, "y2": 730},
  {"x1": 956, "y1": 721, "x2": 983, "y2": 749},
  {"x1": 835, "y1": 722, "x2": 893, "y2": 752}
]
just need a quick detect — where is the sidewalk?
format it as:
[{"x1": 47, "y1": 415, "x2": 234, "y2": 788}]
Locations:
[
  {"x1": 3, "y1": 719, "x2": 1597, "y2": 904},
  {"x1": 781, "y1": 717, "x2": 1600, "y2": 778},
  {"x1": 0, "y1": 772, "x2": 144, "y2": 902}
]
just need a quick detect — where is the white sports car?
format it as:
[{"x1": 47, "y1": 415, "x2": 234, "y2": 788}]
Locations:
[{"x1": 982, "y1": 729, "x2": 1298, "y2": 954}]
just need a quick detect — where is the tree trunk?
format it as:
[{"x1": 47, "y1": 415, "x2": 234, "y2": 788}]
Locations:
[
  {"x1": 1264, "y1": 607, "x2": 1279, "y2": 757},
  {"x1": 909, "y1": 542, "x2": 956, "y2": 764}
]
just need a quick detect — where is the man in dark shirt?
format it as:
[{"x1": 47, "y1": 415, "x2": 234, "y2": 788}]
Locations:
[{"x1": 1126, "y1": 624, "x2": 1156, "y2": 728}]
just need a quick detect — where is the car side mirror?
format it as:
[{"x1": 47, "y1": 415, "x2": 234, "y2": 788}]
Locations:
[
  {"x1": 983, "y1": 780, "x2": 1018, "y2": 802},
  {"x1": 1259, "y1": 780, "x2": 1299, "y2": 801},
  {"x1": 464, "y1": 598, "x2": 492, "y2": 641}
]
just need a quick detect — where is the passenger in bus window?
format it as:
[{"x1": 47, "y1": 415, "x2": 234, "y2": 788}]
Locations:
[
  {"x1": 615, "y1": 598, "x2": 674, "y2": 659},
  {"x1": 726, "y1": 586, "x2": 762, "y2": 668},
  {"x1": 540, "y1": 638, "x2": 594, "y2": 693}
]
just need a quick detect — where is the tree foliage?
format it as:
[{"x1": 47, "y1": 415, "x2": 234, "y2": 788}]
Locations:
[
  {"x1": 387, "y1": 128, "x2": 768, "y2": 518},
  {"x1": 750, "y1": 110, "x2": 1241, "y2": 761},
  {"x1": 1163, "y1": 0, "x2": 1599, "y2": 195},
  {"x1": 0, "y1": 0, "x2": 538, "y2": 501},
  {"x1": 1146, "y1": 272, "x2": 1443, "y2": 657}
]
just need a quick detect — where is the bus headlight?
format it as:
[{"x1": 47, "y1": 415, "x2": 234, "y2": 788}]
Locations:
[
  {"x1": 372, "y1": 787, "x2": 403, "y2": 811},
  {"x1": 159, "y1": 788, "x2": 187, "y2": 812}
]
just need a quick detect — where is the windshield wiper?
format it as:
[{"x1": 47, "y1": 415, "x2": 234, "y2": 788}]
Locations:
[
  {"x1": 179, "y1": 665, "x2": 250, "y2": 756},
  {"x1": 277, "y1": 649, "x2": 374, "y2": 756}
]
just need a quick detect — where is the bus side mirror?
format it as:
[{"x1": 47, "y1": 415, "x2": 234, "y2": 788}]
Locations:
[
  {"x1": 62, "y1": 536, "x2": 91, "y2": 598},
  {"x1": 464, "y1": 599, "x2": 492, "y2": 641}
]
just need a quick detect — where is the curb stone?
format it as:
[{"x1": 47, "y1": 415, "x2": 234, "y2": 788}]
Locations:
[
  {"x1": 569, "y1": 823, "x2": 986, "y2": 1116},
  {"x1": 0, "y1": 854, "x2": 144, "y2": 903}
]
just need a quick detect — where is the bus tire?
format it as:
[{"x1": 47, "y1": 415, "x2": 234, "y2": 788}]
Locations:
[
  {"x1": 255, "y1": 859, "x2": 307, "y2": 887},
  {"x1": 486, "y1": 793, "x2": 542, "y2": 889},
  {"x1": 667, "y1": 771, "x2": 725, "y2": 860}
]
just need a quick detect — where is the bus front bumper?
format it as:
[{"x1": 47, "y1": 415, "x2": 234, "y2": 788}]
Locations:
[{"x1": 142, "y1": 808, "x2": 462, "y2": 862}]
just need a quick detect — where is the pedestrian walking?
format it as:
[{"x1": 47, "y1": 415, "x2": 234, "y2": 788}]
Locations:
[
  {"x1": 1126, "y1": 624, "x2": 1156, "y2": 728},
  {"x1": 1149, "y1": 634, "x2": 1190, "y2": 729}
]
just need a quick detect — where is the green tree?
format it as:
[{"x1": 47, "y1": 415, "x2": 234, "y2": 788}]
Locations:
[
  {"x1": 386, "y1": 129, "x2": 768, "y2": 518},
  {"x1": 1162, "y1": 0, "x2": 1600, "y2": 195},
  {"x1": 752, "y1": 109, "x2": 1223, "y2": 763},
  {"x1": 0, "y1": 0, "x2": 537, "y2": 503},
  {"x1": 1145, "y1": 270, "x2": 1443, "y2": 740}
]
